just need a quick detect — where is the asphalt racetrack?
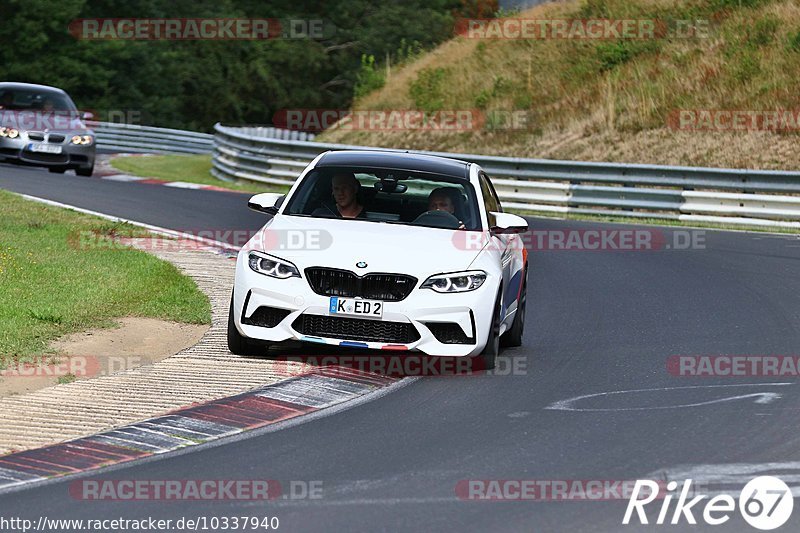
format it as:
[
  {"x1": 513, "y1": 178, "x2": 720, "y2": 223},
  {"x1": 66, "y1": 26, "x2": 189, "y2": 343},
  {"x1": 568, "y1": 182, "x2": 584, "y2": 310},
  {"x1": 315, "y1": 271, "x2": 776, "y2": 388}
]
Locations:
[{"x1": 2, "y1": 163, "x2": 800, "y2": 532}]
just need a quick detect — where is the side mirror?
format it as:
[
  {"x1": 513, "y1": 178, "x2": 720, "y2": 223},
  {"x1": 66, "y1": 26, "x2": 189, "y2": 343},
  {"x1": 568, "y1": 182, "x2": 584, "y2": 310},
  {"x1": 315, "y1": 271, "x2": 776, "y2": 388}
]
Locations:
[
  {"x1": 490, "y1": 212, "x2": 528, "y2": 234},
  {"x1": 81, "y1": 111, "x2": 94, "y2": 121},
  {"x1": 248, "y1": 193, "x2": 285, "y2": 215}
]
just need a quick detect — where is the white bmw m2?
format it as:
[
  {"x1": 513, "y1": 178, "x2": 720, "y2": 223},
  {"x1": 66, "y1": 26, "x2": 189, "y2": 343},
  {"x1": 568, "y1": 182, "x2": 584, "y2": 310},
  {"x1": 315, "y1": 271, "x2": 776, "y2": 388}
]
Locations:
[{"x1": 228, "y1": 150, "x2": 528, "y2": 369}]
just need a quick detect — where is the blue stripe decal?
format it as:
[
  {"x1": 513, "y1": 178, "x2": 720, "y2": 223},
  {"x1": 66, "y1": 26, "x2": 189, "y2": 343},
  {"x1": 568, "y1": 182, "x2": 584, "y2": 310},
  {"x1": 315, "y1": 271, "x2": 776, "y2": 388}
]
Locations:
[
  {"x1": 503, "y1": 269, "x2": 523, "y2": 320},
  {"x1": 339, "y1": 341, "x2": 369, "y2": 348}
]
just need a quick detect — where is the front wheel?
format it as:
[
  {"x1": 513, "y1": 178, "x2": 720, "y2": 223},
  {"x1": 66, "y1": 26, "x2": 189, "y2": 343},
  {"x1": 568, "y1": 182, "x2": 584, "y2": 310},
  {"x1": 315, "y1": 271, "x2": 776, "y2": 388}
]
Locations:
[
  {"x1": 479, "y1": 291, "x2": 502, "y2": 370},
  {"x1": 227, "y1": 296, "x2": 268, "y2": 356},
  {"x1": 76, "y1": 164, "x2": 94, "y2": 177}
]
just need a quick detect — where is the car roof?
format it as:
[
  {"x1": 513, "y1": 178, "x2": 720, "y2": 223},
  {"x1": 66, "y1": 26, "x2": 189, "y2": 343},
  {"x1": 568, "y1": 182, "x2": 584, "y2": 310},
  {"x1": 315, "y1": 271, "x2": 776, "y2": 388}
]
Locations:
[
  {"x1": 317, "y1": 150, "x2": 471, "y2": 179},
  {"x1": 0, "y1": 82, "x2": 68, "y2": 95}
]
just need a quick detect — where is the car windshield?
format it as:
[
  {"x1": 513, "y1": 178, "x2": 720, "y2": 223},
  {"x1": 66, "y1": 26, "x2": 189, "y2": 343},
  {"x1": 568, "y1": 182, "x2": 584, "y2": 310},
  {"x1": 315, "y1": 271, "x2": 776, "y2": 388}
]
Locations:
[
  {"x1": 0, "y1": 89, "x2": 76, "y2": 112},
  {"x1": 283, "y1": 166, "x2": 482, "y2": 231}
]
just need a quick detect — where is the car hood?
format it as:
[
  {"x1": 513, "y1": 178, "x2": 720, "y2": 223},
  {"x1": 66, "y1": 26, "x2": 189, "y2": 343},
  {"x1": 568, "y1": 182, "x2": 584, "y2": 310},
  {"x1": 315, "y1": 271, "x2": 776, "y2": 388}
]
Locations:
[{"x1": 249, "y1": 215, "x2": 484, "y2": 276}]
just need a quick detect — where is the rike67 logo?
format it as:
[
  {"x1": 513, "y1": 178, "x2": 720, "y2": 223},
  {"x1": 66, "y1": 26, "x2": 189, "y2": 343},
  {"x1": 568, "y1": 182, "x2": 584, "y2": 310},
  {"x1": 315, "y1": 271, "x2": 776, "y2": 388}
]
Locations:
[{"x1": 623, "y1": 476, "x2": 793, "y2": 530}]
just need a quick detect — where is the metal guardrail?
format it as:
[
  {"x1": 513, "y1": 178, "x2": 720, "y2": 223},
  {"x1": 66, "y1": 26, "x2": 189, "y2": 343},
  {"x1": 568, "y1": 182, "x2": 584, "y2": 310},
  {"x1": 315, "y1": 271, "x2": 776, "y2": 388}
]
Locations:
[
  {"x1": 92, "y1": 122, "x2": 315, "y2": 157},
  {"x1": 92, "y1": 121, "x2": 213, "y2": 154},
  {"x1": 211, "y1": 123, "x2": 800, "y2": 229}
]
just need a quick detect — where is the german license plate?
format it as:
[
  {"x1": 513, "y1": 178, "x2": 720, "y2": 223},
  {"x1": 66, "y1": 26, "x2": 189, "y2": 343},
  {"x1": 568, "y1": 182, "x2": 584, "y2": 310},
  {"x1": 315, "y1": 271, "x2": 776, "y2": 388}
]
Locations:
[
  {"x1": 28, "y1": 143, "x2": 62, "y2": 154},
  {"x1": 329, "y1": 297, "x2": 383, "y2": 318}
]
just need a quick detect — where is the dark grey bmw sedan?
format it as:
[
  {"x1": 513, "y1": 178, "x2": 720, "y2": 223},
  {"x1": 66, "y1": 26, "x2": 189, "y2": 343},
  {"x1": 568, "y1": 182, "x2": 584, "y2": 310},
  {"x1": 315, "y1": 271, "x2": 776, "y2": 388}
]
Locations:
[{"x1": 0, "y1": 82, "x2": 95, "y2": 176}]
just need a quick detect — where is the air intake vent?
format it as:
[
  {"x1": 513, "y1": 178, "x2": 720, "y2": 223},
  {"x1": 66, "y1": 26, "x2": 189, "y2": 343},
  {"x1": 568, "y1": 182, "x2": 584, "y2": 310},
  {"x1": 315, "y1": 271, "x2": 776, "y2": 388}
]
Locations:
[
  {"x1": 242, "y1": 306, "x2": 292, "y2": 328},
  {"x1": 293, "y1": 314, "x2": 420, "y2": 344}
]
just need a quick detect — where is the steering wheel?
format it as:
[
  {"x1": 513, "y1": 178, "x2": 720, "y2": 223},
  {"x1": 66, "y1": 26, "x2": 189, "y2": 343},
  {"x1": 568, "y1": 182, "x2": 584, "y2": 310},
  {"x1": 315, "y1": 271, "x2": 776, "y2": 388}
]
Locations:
[{"x1": 412, "y1": 210, "x2": 461, "y2": 229}]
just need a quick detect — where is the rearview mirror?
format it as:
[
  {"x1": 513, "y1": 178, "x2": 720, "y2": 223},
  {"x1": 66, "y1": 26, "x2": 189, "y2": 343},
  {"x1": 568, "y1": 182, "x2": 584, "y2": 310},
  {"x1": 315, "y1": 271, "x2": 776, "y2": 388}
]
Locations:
[
  {"x1": 490, "y1": 212, "x2": 528, "y2": 234},
  {"x1": 248, "y1": 193, "x2": 285, "y2": 215},
  {"x1": 374, "y1": 177, "x2": 407, "y2": 193}
]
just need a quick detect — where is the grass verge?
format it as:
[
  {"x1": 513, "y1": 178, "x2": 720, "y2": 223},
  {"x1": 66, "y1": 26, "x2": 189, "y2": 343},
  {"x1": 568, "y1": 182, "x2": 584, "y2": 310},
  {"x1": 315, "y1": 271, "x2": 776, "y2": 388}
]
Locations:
[
  {"x1": 110, "y1": 154, "x2": 289, "y2": 194},
  {"x1": 0, "y1": 190, "x2": 211, "y2": 359}
]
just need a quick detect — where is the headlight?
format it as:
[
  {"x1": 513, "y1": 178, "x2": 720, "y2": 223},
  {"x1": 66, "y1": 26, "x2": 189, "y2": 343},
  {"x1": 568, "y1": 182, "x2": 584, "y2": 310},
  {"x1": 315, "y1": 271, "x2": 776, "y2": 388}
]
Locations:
[
  {"x1": 420, "y1": 270, "x2": 487, "y2": 293},
  {"x1": 248, "y1": 252, "x2": 300, "y2": 279},
  {"x1": 0, "y1": 127, "x2": 19, "y2": 138},
  {"x1": 70, "y1": 135, "x2": 93, "y2": 145}
]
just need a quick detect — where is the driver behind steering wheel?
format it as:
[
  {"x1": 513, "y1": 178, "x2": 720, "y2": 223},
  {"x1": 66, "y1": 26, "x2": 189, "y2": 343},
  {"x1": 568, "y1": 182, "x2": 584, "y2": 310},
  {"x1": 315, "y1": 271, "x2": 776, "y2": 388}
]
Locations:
[{"x1": 427, "y1": 188, "x2": 466, "y2": 229}]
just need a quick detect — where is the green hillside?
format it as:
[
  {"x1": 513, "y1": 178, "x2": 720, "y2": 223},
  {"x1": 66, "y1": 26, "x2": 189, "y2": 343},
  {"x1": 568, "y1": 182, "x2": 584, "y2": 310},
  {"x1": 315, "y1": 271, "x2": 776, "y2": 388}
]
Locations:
[{"x1": 320, "y1": 0, "x2": 800, "y2": 170}]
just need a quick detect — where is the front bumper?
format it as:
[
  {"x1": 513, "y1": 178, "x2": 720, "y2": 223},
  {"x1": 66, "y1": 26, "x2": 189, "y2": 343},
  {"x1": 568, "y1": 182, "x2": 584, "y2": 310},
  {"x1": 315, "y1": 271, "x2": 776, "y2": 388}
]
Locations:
[
  {"x1": 0, "y1": 133, "x2": 95, "y2": 168},
  {"x1": 232, "y1": 252, "x2": 496, "y2": 357}
]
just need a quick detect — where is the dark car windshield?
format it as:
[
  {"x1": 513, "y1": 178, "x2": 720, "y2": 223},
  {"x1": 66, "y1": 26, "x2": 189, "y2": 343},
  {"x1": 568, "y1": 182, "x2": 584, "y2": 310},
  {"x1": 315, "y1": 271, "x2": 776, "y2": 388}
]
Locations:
[
  {"x1": 0, "y1": 89, "x2": 76, "y2": 112},
  {"x1": 284, "y1": 166, "x2": 482, "y2": 231}
]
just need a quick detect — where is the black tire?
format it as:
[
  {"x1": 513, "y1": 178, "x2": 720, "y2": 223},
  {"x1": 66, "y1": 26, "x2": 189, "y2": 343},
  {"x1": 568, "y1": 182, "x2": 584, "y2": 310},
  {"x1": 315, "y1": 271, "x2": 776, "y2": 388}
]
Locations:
[
  {"x1": 76, "y1": 165, "x2": 94, "y2": 177},
  {"x1": 48, "y1": 167, "x2": 66, "y2": 174},
  {"x1": 479, "y1": 291, "x2": 502, "y2": 370},
  {"x1": 227, "y1": 296, "x2": 268, "y2": 356},
  {"x1": 501, "y1": 267, "x2": 527, "y2": 348}
]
